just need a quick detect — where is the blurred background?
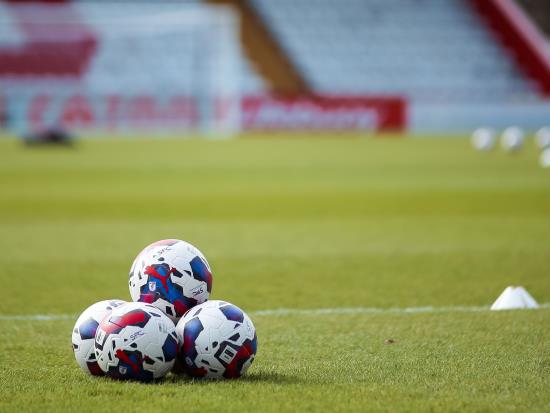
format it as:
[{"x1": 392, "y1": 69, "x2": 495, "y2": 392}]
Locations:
[
  {"x1": 0, "y1": 0, "x2": 549, "y2": 138},
  {"x1": 1, "y1": 0, "x2": 549, "y2": 313}
]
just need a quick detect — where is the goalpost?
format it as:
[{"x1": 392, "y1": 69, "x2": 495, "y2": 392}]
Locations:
[{"x1": 2, "y1": 2, "x2": 243, "y2": 137}]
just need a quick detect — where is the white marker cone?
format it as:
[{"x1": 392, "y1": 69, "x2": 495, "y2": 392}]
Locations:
[{"x1": 490, "y1": 286, "x2": 539, "y2": 310}]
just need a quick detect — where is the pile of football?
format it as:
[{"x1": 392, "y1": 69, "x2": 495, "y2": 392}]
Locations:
[{"x1": 71, "y1": 239, "x2": 257, "y2": 382}]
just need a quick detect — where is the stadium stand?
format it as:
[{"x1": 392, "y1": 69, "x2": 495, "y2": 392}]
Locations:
[
  {"x1": 1, "y1": 0, "x2": 549, "y2": 133},
  {"x1": 207, "y1": 0, "x2": 309, "y2": 94},
  {"x1": 471, "y1": 0, "x2": 550, "y2": 96},
  {"x1": 249, "y1": 0, "x2": 539, "y2": 101},
  {"x1": 0, "y1": 1, "x2": 267, "y2": 95}
]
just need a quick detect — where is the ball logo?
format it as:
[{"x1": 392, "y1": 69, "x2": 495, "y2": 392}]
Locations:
[
  {"x1": 129, "y1": 330, "x2": 145, "y2": 341},
  {"x1": 218, "y1": 345, "x2": 238, "y2": 364},
  {"x1": 191, "y1": 286, "x2": 204, "y2": 297},
  {"x1": 152, "y1": 246, "x2": 171, "y2": 258},
  {"x1": 148, "y1": 281, "x2": 157, "y2": 291},
  {"x1": 95, "y1": 329, "x2": 106, "y2": 345}
]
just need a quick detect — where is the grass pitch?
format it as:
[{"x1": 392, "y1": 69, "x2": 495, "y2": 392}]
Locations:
[{"x1": 0, "y1": 135, "x2": 549, "y2": 412}]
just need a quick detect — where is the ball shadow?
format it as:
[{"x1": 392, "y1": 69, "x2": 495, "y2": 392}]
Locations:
[
  {"x1": 238, "y1": 371, "x2": 303, "y2": 385},
  {"x1": 166, "y1": 370, "x2": 302, "y2": 385}
]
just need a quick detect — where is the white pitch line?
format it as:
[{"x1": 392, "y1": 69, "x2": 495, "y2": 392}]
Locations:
[
  {"x1": 0, "y1": 314, "x2": 77, "y2": 321},
  {"x1": 0, "y1": 303, "x2": 549, "y2": 321},
  {"x1": 252, "y1": 303, "x2": 550, "y2": 316}
]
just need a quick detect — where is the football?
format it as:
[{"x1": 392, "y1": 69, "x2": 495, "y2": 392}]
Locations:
[
  {"x1": 471, "y1": 127, "x2": 496, "y2": 151},
  {"x1": 500, "y1": 127, "x2": 525, "y2": 152},
  {"x1": 94, "y1": 302, "x2": 178, "y2": 382},
  {"x1": 71, "y1": 299, "x2": 126, "y2": 375},
  {"x1": 175, "y1": 300, "x2": 257, "y2": 379},
  {"x1": 128, "y1": 239, "x2": 213, "y2": 322},
  {"x1": 535, "y1": 127, "x2": 550, "y2": 149}
]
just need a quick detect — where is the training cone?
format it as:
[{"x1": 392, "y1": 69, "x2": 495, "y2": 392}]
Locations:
[{"x1": 490, "y1": 286, "x2": 539, "y2": 311}]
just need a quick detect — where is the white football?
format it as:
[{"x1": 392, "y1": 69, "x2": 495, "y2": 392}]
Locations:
[
  {"x1": 471, "y1": 128, "x2": 496, "y2": 151},
  {"x1": 94, "y1": 302, "x2": 178, "y2": 381},
  {"x1": 71, "y1": 299, "x2": 126, "y2": 375},
  {"x1": 501, "y1": 127, "x2": 524, "y2": 152},
  {"x1": 129, "y1": 239, "x2": 213, "y2": 323},
  {"x1": 535, "y1": 127, "x2": 550, "y2": 149},
  {"x1": 175, "y1": 300, "x2": 257, "y2": 379}
]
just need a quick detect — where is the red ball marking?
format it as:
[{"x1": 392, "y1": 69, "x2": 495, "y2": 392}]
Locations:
[
  {"x1": 115, "y1": 349, "x2": 140, "y2": 373},
  {"x1": 223, "y1": 343, "x2": 254, "y2": 379},
  {"x1": 101, "y1": 310, "x2": 149, "y2": 336}
]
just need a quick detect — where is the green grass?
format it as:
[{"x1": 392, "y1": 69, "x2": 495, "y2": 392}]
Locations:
[{"x1": 0, "y1": 135, "x2": 549, "y2": 412}]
